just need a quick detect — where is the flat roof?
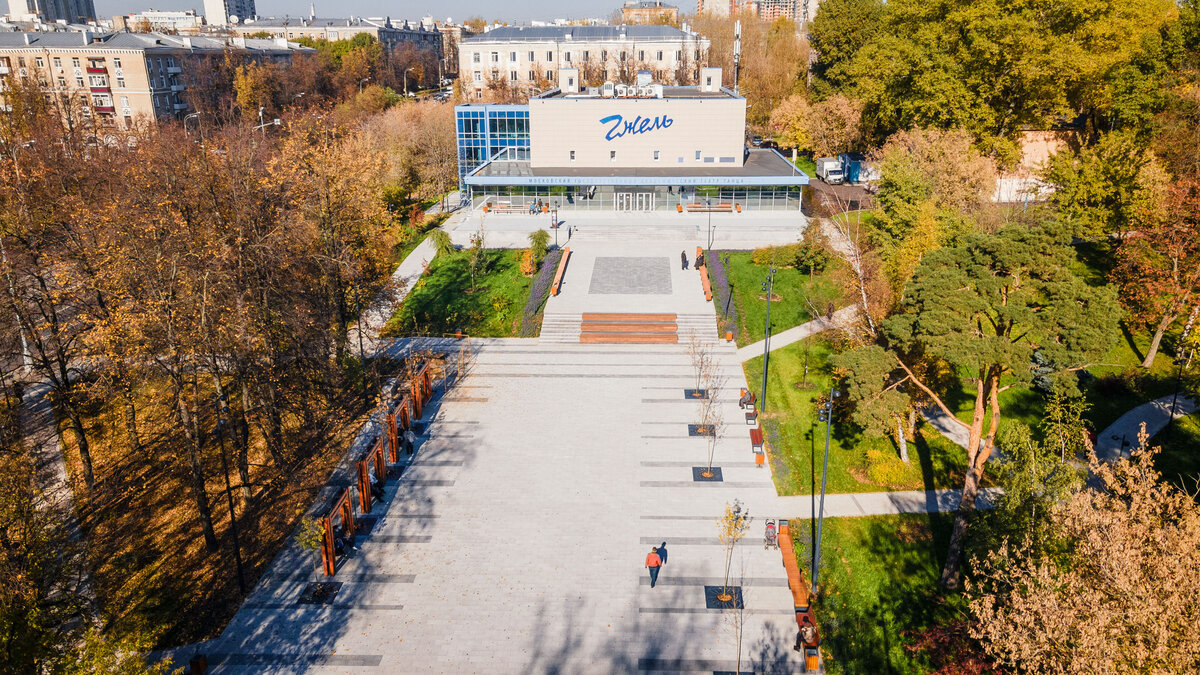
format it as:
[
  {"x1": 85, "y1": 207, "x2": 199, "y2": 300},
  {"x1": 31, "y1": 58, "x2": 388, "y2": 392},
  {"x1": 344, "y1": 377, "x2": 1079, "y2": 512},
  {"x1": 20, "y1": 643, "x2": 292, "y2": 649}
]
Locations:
[
  {"x1": 463, "y1": 25, "x2": 702, "y2": 44},
  {"x1": 467, "y1": 149, "x2": 809, "y2": 187},
  {"x1": 535, "y1": 86, "x2": 737, "y2": 100}
]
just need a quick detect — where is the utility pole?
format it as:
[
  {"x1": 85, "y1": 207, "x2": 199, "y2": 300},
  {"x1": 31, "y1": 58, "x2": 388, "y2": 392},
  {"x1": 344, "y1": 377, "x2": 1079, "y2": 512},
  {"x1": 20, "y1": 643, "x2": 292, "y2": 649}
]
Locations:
[
  {"x1": 812, "y1": 386, "x2": 839, "y2": 595},
  {"x1": 759, "y1": 267, "x2": 776, "y2": 414}
]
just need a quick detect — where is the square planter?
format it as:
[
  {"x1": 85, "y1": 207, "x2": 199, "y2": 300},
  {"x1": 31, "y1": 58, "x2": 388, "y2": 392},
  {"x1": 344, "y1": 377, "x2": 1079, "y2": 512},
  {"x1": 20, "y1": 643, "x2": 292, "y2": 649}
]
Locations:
[
  {"x1": 692, "y1": 466, "x2": 723, "y2": 482},
  {"x1": 704, "y1": 585, "x2": 744, "y2": 610}
]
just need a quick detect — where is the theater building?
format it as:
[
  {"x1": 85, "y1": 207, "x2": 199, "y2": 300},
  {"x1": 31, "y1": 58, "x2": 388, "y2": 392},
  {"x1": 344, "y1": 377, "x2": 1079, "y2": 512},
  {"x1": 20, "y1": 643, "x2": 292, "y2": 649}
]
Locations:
[{"x1": 454, "y1": 67, "x2": 808, "y2": 213}]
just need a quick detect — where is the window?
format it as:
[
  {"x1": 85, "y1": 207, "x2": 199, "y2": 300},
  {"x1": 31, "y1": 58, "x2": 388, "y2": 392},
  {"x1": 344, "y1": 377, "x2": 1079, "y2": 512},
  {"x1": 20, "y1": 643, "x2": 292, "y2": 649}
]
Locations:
[
  {"x1": 695, "y1": 49, "x2": 700, "y2": 60},
  {"x1": 528, "y1": 51, "x2": 534, "y2": 61},
  {"x1": 569, "y1": 150, "x2": 575, "y2": 161},
  {"x1": 476, "y1": 90, "x2": 482, "y2": 99},
  {"x1": 564, "y1": 51, "x2": 571, "y2": 62},
  {"x1": 705, "y1": 76, "x2": 713, "y2": 87},
  {"x1": 88, "y1": 75, "x2": 108, "y2": 87},
  {"x1": 124, "y1": 115, "x2": 132, "y2": 128},
  {"x1": 113, "y1": 58, "x2": 121, "y2": 70},
  {"x1": 71, "y1": 57, "x2": 79, "y2": 68},
  {"x1": 35, "y1": 57, "x2": 44, "y2": 68},
  {"x1": 17, "y1": 57, "x2": 25, "y2": 67},
  {"x1": 529, "y1": 70, "x2": 535, "y2": 81},
  {"x1": 638, "y1": 50, "x2": 644, "y2": 61},
  {"x1": 695, "y1": 150, "x2": 701, "y2": 160},
  {"x1": 53, "y1": 57, "x2": 61, "y2": 68},
  {"x1": 116, "y1": 78, "x2": 125, "y2": 87},
  {"x1": 56, "y1": 77, "x2": 66, "y2": 88},
  {"x1": 474, "y1": 71, "x2": 482, "y2": 81},
  {"x1": 610, "y1": 150, "x2": 616, "y2": 161},
  {"x1": 601, "y1": 50, "x2": 607, "y2": 61},
  {"x1": 472, "y1": 52, "x2": 480, "y2": 63},
  {"x1": 547, "y1": 70, "x2": 554, "y2": 81},
  {"x1": 657, "y1": 50, "x2": 663, "y2": 60},
  {"x1": 510, "y1": 71, "x2": 517, "y2": 81},
  {"x1": 75, "y1": 76, "x2": 84, "y2": 87},
  {"x1": 547, "y1": 51, "x2": 553, "y2": 61},
  {"x1": 582, "y1": 50, "x2": 589, "y2": 60},
  {"x1": 676, "y1": 50, "x2": 681, "y2": 61},
  {"x1": 491, "y1": 52, "x2": 499, "y2": 63},
  {"x1": 120, "y1": 96, "x2": 129, "y2": 107},
  {"x1": 166, "y1": 57, "x2": 175, "y2": 68},
  {"x1": 620, "y1": 51, "x2": 626, "y2": 62},
  {"x1": 653, "y1": 150, "x2": 660, "y2": 161},
  {"x1": 88, "y1": 58, "x2": 104, "y2": 69},
  {"x1": 510, "y1": 51, "x2": 517, "y2": 62}
]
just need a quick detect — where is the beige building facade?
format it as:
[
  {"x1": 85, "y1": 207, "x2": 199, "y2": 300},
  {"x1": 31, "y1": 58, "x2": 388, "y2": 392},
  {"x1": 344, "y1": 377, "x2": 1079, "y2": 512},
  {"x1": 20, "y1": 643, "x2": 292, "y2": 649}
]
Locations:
[
  {"x1": 0, "y1": 31, "x2": 309, "y2": 132},
  {"x1": 459, "y1": 24, "x2": 709, "y2": 99}
]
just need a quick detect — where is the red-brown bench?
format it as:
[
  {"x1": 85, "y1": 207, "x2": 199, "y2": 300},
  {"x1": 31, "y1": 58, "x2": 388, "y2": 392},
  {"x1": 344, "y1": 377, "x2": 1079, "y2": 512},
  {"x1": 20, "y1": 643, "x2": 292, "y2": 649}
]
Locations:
[
  {"x1": 750, "y1": 427, "x2": 764, "y2": 452},
  {"x1": 551, "y1": 247, "x2": 571, "y2": 296}
]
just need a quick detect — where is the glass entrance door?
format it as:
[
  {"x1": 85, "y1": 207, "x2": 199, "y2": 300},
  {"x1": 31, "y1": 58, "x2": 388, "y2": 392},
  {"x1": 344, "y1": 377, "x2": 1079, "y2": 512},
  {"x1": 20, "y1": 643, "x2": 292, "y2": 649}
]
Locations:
[{"x1": 636, "y1": 192, "x2": 654, "y2": 211}]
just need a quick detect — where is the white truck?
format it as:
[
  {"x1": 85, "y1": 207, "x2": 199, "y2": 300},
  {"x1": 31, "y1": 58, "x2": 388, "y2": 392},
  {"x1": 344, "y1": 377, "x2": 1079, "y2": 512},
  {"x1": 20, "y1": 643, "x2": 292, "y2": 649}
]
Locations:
[{"x1": 815, "y1": 157, "x2": 845, "y2": 184}]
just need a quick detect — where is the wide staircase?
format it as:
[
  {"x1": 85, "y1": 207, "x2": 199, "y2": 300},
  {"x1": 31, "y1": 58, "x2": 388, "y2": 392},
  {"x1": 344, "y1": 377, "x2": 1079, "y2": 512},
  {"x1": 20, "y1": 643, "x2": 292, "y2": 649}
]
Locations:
[{"x1": 539, "y1": 312, "x2": 721, "y2": 345}]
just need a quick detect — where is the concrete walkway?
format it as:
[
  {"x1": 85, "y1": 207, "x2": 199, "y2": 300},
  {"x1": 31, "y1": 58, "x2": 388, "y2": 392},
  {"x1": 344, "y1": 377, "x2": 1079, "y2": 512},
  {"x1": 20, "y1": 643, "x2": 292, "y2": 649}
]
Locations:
[
  {"x1": 737, "y1": 306, "x2": 859, "y2": 362},
  {"x1": 775, "y1": 488, "x2": 998, "y2": 518},
  {"x1": 1095, "y1": 393, "x2": 1199, "y2": 462},
  {"x1": 351, "y1": 238, "x2": 437, "y2": 353}
]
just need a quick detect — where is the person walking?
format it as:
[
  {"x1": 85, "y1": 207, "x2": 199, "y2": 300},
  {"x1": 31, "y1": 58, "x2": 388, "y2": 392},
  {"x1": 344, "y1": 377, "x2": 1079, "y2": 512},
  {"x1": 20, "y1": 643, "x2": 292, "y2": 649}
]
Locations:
[
  {"x1": 657, "y1": 542, "x2": 668, "y2": 565},
  {"x1": 646, "y1": 547, "x2": 662, "y2": 588},
  {"x1": 681, "y1": 250, "x2": 689, "y2": 270}
]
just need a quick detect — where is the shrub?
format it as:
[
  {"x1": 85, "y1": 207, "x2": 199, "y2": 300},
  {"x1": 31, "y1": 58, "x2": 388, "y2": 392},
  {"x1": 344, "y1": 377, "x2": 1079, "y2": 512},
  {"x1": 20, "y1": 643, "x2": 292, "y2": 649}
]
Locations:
[
  {"x1": 865, "y1": 448, "x2": 918, "y2": 487},
  {"x1": 751, "y1": 243, "x2": 800, "y2": 268},
  {"x1": 528, "y1": 229, "x2": 550, "y2": 267},
  {"x1": 519, "y1": 248, "x2": 536, "y2": 277},
  {"x1": 430, "y1": 228, "x2": 455, "y2": 257}
]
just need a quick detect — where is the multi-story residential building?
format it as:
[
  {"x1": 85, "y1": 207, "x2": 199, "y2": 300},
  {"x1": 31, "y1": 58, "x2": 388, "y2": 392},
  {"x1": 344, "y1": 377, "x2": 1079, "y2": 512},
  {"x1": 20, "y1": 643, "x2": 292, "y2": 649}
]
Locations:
[
  {"x1": 621, "y1": 1, "x2": 679, "y2": 24},
  {"x1": 5, "y1": 0, "x2": 95, "y2": 24},
  {"x1": 700, "y1": 0, "x2": 819, "y2": 22},
  {"x1": 0, "y1": 31, "x2": 310, "y2": 131},
  {"x1": 202, "y1": 0, "x2": 255, "y2": 27},
  {"x1": 458, "y1": 24, "x2": 709, "y2": 100},
  {"x1": 230, "y1": 15, "x2": 442, "y2": 83},
  {"x1": 433, "y1": 18, "x2": 475, "y2": 80},
  {"x1": 695, "y1": 0, "x2": 735, "y2": 16},
  {"x1": 112, "y1": 9, "x2": 205, "y2": 33}
]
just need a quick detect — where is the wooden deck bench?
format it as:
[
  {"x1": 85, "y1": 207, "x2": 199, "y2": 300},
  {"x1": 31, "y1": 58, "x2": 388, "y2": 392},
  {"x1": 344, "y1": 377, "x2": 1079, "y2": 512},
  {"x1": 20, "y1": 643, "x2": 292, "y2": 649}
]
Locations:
[
  {"x1": 746, "y1": 410, "x2": 758, "y2": 425},
  {"x1": 750, "y1": 427, "x2": 764, "y2": 452},
  {"x1": 686, "y1": 202, "x2": 734, "y2": 213},
  {"x1": 551, "y1": 247, "x2": 571, "y2": 296}
]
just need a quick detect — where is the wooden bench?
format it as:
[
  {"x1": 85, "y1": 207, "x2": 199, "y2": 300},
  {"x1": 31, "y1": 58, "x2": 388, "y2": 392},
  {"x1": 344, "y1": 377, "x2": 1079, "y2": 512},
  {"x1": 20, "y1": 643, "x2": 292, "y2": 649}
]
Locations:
[
  {"x1": 687, "y1": 202, "x2": 733, "y2": 213},
  {"x1": 746, "y1": 410, "x2": 758, "y2": 425},
  {"x1": 750, "y1": 427, "x2": 764, "y2": 452},
  {"x1": 582, "y1": 312, "x2": 675, "y2": 322},
  {"x1": 551, "y1": 247, "x2": 571, "y2": 296}
]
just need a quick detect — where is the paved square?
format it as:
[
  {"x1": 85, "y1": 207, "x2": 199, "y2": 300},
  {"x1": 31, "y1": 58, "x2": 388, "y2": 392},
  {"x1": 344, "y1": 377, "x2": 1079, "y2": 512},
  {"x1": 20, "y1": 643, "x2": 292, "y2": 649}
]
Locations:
[{"x1": 588, "y1": 256, "x2": 673, "y2": 295}]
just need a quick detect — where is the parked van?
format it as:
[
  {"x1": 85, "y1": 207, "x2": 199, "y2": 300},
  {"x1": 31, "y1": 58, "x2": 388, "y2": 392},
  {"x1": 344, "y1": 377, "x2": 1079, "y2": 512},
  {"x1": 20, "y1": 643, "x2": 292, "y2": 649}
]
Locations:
[{"x1": 816, "y1": 157, "x2": 845, "y2": 184}]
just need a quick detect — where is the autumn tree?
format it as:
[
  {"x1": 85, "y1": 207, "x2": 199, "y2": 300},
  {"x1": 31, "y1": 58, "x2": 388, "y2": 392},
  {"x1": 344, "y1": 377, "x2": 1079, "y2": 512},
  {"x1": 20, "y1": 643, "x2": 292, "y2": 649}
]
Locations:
[
  {"x1": 1112, "y1": 175, "x2": 1200, "y2": 367},
  {"x1": 869, "y1": 128, "x2": 996, "y2": 293},
  {"x1": 833, "y1": 224, "x2": 1120, "y2": 588},
  {"x1": 970, "y1": 435, "x2": 1200, "y2": 672}
]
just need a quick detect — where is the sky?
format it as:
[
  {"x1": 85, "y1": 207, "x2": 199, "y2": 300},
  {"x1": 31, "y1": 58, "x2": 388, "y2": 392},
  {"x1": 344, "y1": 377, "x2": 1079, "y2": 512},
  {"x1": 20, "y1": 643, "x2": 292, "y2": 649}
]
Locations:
[{"x1": 94, "y1": 0, "x2": 623, "y2": 23}]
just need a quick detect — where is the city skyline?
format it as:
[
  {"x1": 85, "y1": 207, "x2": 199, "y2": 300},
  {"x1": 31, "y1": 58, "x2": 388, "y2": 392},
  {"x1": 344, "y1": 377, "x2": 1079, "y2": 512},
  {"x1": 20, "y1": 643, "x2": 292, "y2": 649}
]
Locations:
[{"x1": 97, "y1": 0, "x2": 624, "y2": 23}]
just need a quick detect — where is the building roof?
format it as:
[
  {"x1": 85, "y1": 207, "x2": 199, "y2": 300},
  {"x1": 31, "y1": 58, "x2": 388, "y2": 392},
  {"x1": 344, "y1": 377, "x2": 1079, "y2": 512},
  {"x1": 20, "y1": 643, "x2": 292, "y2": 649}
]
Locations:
[
  {"x1": 535, "y1": 85, "x2": 737, "y2": 100},
  {"x1": 242, "y1": 16, "x2": 436, "y2": 32},
  {"x1": 467, "y1": 149, "x2": 809, "y2": 187},
  {"x1": 624, "y1": 2, "x2": 678, "y2": 9},
  {"x1": 463, "y1": 24, "x2": 703, "y2": 44},
  {"x1": 0, "y1": 31, "x2": 313, "y2": 52}
]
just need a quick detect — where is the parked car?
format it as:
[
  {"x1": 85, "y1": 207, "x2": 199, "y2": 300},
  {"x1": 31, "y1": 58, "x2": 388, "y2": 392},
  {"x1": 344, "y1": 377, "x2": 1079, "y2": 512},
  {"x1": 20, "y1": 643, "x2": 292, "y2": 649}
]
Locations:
[
  {"x1": 816, "y1": 157, "x2": 845, "y2": 184},
  {"x1": 760, "y1": 139, "x2": 779, "y2": 149},
  {"x1": 750, "y1": 134, "x2": 764, "y2": 147}
]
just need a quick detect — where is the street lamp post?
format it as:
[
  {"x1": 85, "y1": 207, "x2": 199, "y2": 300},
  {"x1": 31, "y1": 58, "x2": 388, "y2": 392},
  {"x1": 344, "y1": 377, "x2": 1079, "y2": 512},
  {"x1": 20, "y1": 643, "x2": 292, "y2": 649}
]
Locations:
[
  {"x1": 213, "y1": 394, "x2": 246, "y2": 594},
  {"x1": 707, "y1": 197, "x2": 714, "y2": 251},
  {"x1": 759, "y1": 267, "x2": 776, "y2": 414},
  {"x1": 359, "y1": 76, "x2": 371, "y2": 94},
  {"x1": 812, "y1": 387, "x2": 839, "y2": 595},
  {"x1": 403, "y1": 68, "x2": 414, "y2": 96},
  {"x1": 184, "y1": 111, "x2": 204, "y2": 143},
  {"x1": 552, "y1": 207, "x2": 559, "y2": 247},
  {"x1": 721, "y1": 253, "x2": 732, "y2": 319}
]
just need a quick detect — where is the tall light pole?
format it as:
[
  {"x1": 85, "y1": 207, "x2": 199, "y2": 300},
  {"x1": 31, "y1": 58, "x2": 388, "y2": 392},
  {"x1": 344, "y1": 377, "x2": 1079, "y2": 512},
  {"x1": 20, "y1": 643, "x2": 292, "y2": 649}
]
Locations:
[
  {"x1": 184, "y1": 111, "x2": 204, "y2": 143},
  {"x1": 359, "y1": 76, "x2": 371, "y2": 94},
  {"x1": 812, "y1": 387, "x2": 840, "y2": 595},
  {"x1": 706, "y1": 197, "x2": 714, "y2": 252},
  {"x1": 403, "y1": 68, "x2": 414, "y2": 96},
  {"x1": 759, "y1": 267, "x2": 776, "y2": 414}
]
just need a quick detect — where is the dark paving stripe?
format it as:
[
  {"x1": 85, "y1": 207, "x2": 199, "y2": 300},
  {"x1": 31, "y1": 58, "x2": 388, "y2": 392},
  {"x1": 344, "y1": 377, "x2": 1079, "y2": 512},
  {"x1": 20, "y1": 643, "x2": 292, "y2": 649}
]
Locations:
[
  {"x1": 639, "y1": 657, "x2": 801, "y2": 672},
  {"x1": 392, "y1": 513, "x2": 439, "y2": 518},
  {"x1": 637, "y1": 576, "x2": 788, "y2": 587},
  {"x1": 404, "y1": 479, "x2": 456, "y2": 487},
  {"x1": 640, "y1": 435, "x2": 700, "y2": 440},
  {"x1": 469, "y1": 373, "x2": 693, "y2": 379},
  {"x1": 640, "y1": 398, "x2": 740, "y2": 403},
  {"x1": 639, "y1": 537, "x2": 767, "y2": 546},
  {"x1": 398, "y1": 460, "x2": 465, "y2": 467},
  {"x1": 366, "y1": 535, "x2": 433, "y2": 544},
  {"x1": 637, "y1": 608, "x2": 796, "y2": 615},
  {"x1": 641, "y1": 461, "x2": 759, "y2": 468},
  {"x1": 260, "y1": 571, "x2": 413, "y2": 584},
  {"x1": 210, "y1": 653, "x2": 383, "y2": 666},
  {"x1": 639, "y1": 481, "x2": 774, "y2": 488},
  {"x1": 640, "y1": 515, "x2": 723, "y2": 521},
  {"x1": 240, "y1": 603, "x2": 405, "y2": 610},
  {"x1": 439, "y1": 397, "x2": 490, "y2": 403}
]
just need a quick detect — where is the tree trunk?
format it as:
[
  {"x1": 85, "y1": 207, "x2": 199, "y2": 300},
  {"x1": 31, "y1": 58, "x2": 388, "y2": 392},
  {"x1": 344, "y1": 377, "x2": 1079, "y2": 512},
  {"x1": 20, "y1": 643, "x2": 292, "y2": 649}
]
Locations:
[
  {"x1": 120, "y1": 388, "x2": 141, "y2": 457},
  {"x1": 257, "y1": 381, "x2": 287, "y2": 471},
  {"x1": 236, "y1": 379, "x2": 252, "y2": 504},
  {"x1": 176, "y1": 384, "x2": 218, "y2": 552},
  {"x1": 1142, "y1": 312, "x2": 1176, "y2": 368},
  {"x1": 907, "y1": 408, "x2": 917, "y2": 439},
  {"x1": 63, "y1": 401, "x2": 95, "y2": 492},
  {"x1": 896, "y1": 415, "x2": 909, "y2": 463},
  {"x1": 939, "y1": 466, "x2": 981, "y2": 589}
]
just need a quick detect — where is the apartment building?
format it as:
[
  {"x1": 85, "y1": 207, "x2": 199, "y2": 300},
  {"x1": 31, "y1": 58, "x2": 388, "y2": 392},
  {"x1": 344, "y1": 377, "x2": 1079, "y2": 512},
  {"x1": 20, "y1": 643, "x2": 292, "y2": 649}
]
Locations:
[
  {"x1": 459, "y1": 25, "x2": 709, "y2": 99},
  {"x1": 112, "y1": 9, "x2": 205, "y2": 33},
  {"x1": 0, "y1": 31, "x2": 311, "y2": 131},
  {"x1": 202, "y1": 0, "x2": 255, "y2": 27},
  {"x1": 620, "y1": 1, "x2": 679, "y2": 25},
  {"x1": 5, "y1": 0, "x2": 95, "y2": 24}
]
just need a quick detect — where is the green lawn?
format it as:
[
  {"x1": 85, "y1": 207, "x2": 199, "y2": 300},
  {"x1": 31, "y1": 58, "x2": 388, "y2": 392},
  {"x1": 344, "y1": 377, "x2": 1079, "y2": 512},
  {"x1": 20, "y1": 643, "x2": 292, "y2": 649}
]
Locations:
[
  {"x1": 793, "y1": 514, "x2": 967, "y2": 675},
  {"x1": 1152, "y1": 411, "x2": 1200, "y2": 490},
  {"x1": 792, "y1": 155, "x2": 818, "y2": 176},
  {"x1": 714, "y1": 251, "x2": 845, "y2": 348},
  {"x1": 744, "y1": 338, "x2": 977, "y2": 495},
  {"x1": 381, "y1": 249, "x2": 533, "y2": 338}
]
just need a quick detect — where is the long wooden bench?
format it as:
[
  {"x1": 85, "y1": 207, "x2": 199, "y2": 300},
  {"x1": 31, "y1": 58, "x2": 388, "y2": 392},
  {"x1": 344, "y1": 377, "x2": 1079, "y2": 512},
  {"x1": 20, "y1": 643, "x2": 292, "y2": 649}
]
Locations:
[
  {"x1": 580, "y1": 322, "x2": 678, "y2": 333},
  {"x1": 687, "y1": 202, "x2": 733, "y2": 213},
  {"x1": 750, "y1": 427, "x2": 764, "y2": 452},
  {"x1": 551, "y1": 247, "x2": 571, "y2": 296}
]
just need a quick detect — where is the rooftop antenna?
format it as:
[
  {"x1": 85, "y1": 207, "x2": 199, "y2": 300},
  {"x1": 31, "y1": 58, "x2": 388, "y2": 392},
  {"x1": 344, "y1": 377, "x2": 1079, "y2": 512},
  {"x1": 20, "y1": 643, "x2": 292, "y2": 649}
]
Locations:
[
  {"x1": 309, "y1": 2, "x2": 315, "y2": 21},
  {"x1": 733, "y1": 19, "x2": 741, "y2": 96}
]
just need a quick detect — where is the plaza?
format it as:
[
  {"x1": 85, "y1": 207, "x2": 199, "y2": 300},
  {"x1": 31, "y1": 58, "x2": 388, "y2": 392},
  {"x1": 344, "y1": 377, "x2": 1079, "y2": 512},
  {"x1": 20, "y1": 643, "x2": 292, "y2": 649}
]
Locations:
[{"x1": 205, "y1": 240, "x2": 811, "y2": 672}]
